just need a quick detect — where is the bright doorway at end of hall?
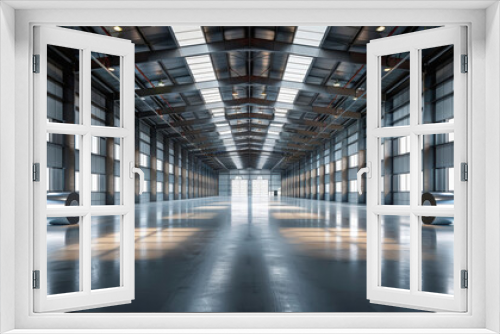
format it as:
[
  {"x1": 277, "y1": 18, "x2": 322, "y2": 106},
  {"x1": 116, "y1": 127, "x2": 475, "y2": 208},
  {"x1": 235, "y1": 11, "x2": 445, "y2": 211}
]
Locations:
[{"x1": 252, "y1": 178, "x2": 269, "y2": 196}]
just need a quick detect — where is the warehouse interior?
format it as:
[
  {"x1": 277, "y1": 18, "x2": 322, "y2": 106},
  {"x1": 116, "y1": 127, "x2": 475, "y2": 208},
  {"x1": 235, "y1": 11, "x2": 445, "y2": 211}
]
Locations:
[{"x1": 44, "y1": 26, "x2": 455, "y2": 312}]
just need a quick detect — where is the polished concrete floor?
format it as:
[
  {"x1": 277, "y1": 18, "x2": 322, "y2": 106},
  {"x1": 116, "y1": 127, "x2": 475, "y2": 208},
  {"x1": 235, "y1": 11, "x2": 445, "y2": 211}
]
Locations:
[{"x1": 46, "y1": 196, "x2": 454, "y2": 312}]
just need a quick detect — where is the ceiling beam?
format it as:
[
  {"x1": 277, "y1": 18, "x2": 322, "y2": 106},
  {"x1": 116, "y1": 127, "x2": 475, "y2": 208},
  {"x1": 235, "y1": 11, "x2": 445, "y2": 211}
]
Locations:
[
  {"x1": 98, "y1": 38, "x2": 409, "y2": 69},
  {"x1": 137, "y1": 101, "x2": 362, "y2": 120},
  {"x1": 287, "y1": 119, "x2": 343, "y2": 129},
  {"x1": 226, "y1": 112, "x2": 274, "y2": 121},
  {"x1": 133, "y1": 76, "x2": 361, "y2": 99}
]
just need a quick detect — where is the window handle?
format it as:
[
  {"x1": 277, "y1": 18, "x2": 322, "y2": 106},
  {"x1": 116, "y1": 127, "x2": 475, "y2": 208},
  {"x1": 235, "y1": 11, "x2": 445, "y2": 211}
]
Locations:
[
  {"x1": 357, "y1": 162, "x2": 372, "y2": 195},
  {"x1": 130, "y1": 162, "x2": 145, "y2": 194}
]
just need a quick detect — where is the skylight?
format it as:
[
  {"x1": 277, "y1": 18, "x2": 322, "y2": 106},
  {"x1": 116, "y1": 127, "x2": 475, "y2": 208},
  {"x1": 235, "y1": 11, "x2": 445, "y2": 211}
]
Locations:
[
  {"x1": 200, "y1": 88, "x2": 222, "y2": 103},
  {"x1": 274, "y1": 108, "x2": 289, "y2": 117},
  {"x1": 211, "y1": 108, "x2": 225, "y2": 116},
  {"x1": 171, "y1": 26, "x2": 206, "y2": 47},
  {"x1": 277, "y1": 88, "x2": 298, "y2": 103},
  {"x1": 294, "y1": 26, "x2": 328, "y2": 47},
  {"x1": 185, "y1": 55, "x2": 217, "y2": 82},
  {"x1": 283, "y1": 55, "x2": 313, "y2": 82}
]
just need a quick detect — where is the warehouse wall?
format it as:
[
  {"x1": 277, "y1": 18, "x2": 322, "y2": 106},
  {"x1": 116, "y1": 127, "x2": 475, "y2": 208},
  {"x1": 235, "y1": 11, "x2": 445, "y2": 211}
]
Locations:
[
  {"x1": 282, "y1": 52, "x2": 454, "y2": 205},
  {"x1": 45, "y1": 54, "x2": 218, "y2": 205},
  {"x1": 134, "y1": 120, "x2": 218, "y2": 203},
  {"x1": 219, "y1": 169, "x2": 281, "y2": 196}
]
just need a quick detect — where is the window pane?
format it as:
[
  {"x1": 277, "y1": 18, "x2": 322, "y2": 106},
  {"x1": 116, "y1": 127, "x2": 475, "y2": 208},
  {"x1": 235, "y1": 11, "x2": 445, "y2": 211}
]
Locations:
[
  {"x1": 91, "y1": 51, "x2": 121, "y2": 127},
  {"x1": 420, "y1": 216, "x2": 454, "y2": 295},
  {"x1": 380, "y1": 215, "x2": 410, "y2": 290},
  {"x1": 91, "y1": 215, "x2": 121, "y2": 290},
  {"x1": 47, "y1": 45, "x2": 80, "y2": 124},
  {"x1": 91, "y1": 137, "x2": 121, "y2": 205},
  {"x1": 381, "y1": 51, "x2": 410, "y2": 128},
  {"x1": 420, "y1": 134, "x2": 454, "y2": 208},
  {"x1": 47, "y1": 217, "x2": 81, "y2": 295},
  {"x1": 47, "y1": 134, "x2": 81, "y2": 208},
  {"x1": 421, "y1": 45, "x2": 454, "y2": 124},
  {"x1": 380, "y1": 136, "x2": 410, "y2": 205}
]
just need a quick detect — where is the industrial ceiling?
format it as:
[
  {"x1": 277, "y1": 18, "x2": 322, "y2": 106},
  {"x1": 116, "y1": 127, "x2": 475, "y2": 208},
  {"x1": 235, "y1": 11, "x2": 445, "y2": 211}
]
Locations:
[{"x1": 72, "y1": 25, "x2": 423, "y2": 170}]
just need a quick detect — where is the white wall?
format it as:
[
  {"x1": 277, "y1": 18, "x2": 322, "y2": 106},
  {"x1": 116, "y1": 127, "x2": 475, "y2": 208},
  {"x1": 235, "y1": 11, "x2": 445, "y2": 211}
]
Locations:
[
  {"x1": 485, "y1": 2, "x2": 500, "y2": 332},
  {"x1": 0, "y1": 2, "x2": 16, "y2": 333}
]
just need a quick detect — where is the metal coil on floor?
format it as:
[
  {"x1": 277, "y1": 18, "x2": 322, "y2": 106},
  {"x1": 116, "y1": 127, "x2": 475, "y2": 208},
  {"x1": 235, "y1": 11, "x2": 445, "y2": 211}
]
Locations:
[
  {"x1": 47, "y1": 192, "x2": 80, "y2": 225},
  {"x1": 421, "y1": 192, "x2": 454, "y2": 225}
]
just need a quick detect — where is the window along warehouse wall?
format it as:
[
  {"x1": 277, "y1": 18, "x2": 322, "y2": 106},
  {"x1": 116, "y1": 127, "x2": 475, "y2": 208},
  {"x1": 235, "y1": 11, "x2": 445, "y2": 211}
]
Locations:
[
  {"x1": 46, "y1": 52, "x2": 218, "y2": 205},
  {"x1": 281, "y1": 47, "x2": 454, "y2": 205},
  {"x1": 134, "y1": 119, "x2": 219, "y2": 203}
]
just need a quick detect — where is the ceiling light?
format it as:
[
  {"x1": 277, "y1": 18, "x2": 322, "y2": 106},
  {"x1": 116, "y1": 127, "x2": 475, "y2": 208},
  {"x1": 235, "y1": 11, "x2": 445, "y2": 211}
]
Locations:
[
  {"x1": 113, "y1": 26, "x2": 123, "y2": 32},
  {"x1": 384, "y1": 67, "x2": 391, "y2": 72},
  {"x1": 158, "y1": 81, "x2": 165, "y2": 87},
  {"x1": 268, "y1": 131, "x2": 280, "y2": 135},
  {"x1": 376, "y1": 26, "x2": 386, "y2": 32},
  {"x1": 353, "y1": 97, "x2": 358, "y2": 101},
  {"x1": 108, "y1": 67, "x2": 115, "y2": 72},
  {"x1": 333, "y1": 80, "x2": 341, "y2": 87},
  {"x1": 219, "y1": 130, "x2": 232, "y2": 135},
  {"x1": 139, "y1": 97, "x2": 146, "y2": 101}
]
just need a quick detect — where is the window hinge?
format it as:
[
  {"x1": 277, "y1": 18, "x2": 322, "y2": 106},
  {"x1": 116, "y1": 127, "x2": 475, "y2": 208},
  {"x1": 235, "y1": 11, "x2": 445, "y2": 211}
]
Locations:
[
  {"x1": 461, "y1": 54, "x2": 468, "y2": 73},
  {"x1": 33, "y1": 163, "x2": 40, "y2": 182},
  {"x1": 33, "y1": 270, "x2": 40, "y2": 289},
  {"x1": 33, "y1": 54, "x2": 40, "y2": 73},
  {"x1": 461, "y1": 162, "x2": 468, "y2": 181},
  {"x1": 461, "y1": 270, "x2": 468, "y2": 289}
]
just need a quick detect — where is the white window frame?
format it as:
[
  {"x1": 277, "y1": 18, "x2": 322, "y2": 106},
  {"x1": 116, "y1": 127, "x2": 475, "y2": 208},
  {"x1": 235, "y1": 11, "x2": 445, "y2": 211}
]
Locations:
[
  {"x1": 32, "y1": 26, "x2": 136, "y2": 313},
  {"x1": 366, "y1": 26, "x2": 467, "y2": 312},
  {"x1": 2, "y1": 2, "x2": 496, "y2": 334}
]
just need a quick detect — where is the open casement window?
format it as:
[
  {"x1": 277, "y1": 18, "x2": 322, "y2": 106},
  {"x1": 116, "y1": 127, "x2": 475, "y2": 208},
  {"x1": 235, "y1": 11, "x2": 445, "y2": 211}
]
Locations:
[
  {"x1": 364, "y1": 26, "x2": 467, "y2": 312},
  {"x1": 33, "y1": 26, "x2": 139, "y2": 312}
]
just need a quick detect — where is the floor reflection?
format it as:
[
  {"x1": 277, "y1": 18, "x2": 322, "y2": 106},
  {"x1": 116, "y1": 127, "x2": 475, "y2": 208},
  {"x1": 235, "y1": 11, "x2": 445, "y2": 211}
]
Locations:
[{"x1": 42, "y1": 196, "x2": 456, "y2": 312}]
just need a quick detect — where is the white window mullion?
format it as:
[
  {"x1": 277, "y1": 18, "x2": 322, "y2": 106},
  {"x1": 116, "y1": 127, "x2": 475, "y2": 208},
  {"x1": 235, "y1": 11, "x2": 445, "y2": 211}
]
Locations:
[
  {"x1": 409, "y1": 48, "x2": 420, "y2": 295},
  {"x1": 81, "y1": 48, "x2": 92, "y2": 294}
]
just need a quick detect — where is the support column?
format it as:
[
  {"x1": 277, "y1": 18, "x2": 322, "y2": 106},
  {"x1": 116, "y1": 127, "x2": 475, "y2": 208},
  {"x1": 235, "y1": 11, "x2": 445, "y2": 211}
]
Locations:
[
  {"x1": 201, "y1": 166, "x2": 207, "y2": 197},
  {"x1": 194, "y1": 163, "x2": 198, "y2": 198},
  {"x1": 341, "y1": 136, "x2": 349, "y2": 203},
  {"x1": 150, "y1": 128, "x2": 157, "y2": 202},
  {"x1": 295, "y1": 162, "x2": 302, "y2": 198},
  {"x1": 329, "y1": 138, "x2": 335, "y2": 202},
  {"x1": 104, "y1": 98, "x2": 115, "y2": 205},
  {"x1": 299, "y1": 160, "x2": 306, "y2": 198},
  {"x1": 181, "y1": 149, "x2": 187, "y2": 199},
  {"x1": 188, "y1": 154, "x2": 193, "y2": 199},
  {"x1": 305, "y1": 155, "x2": 311, "y2": 199},
  {"x1": 165, "y1": 140, "x2": 170, "y2": 201},
  {"x1": 174, "y1": 142, "x2": 180, "y2": 200},
  {"x1": 319, "y1": 164, "x2": 325, "y2": 201},
  {"x1": 311, "y1": 167, "x2": 316, "y2": 199}
]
